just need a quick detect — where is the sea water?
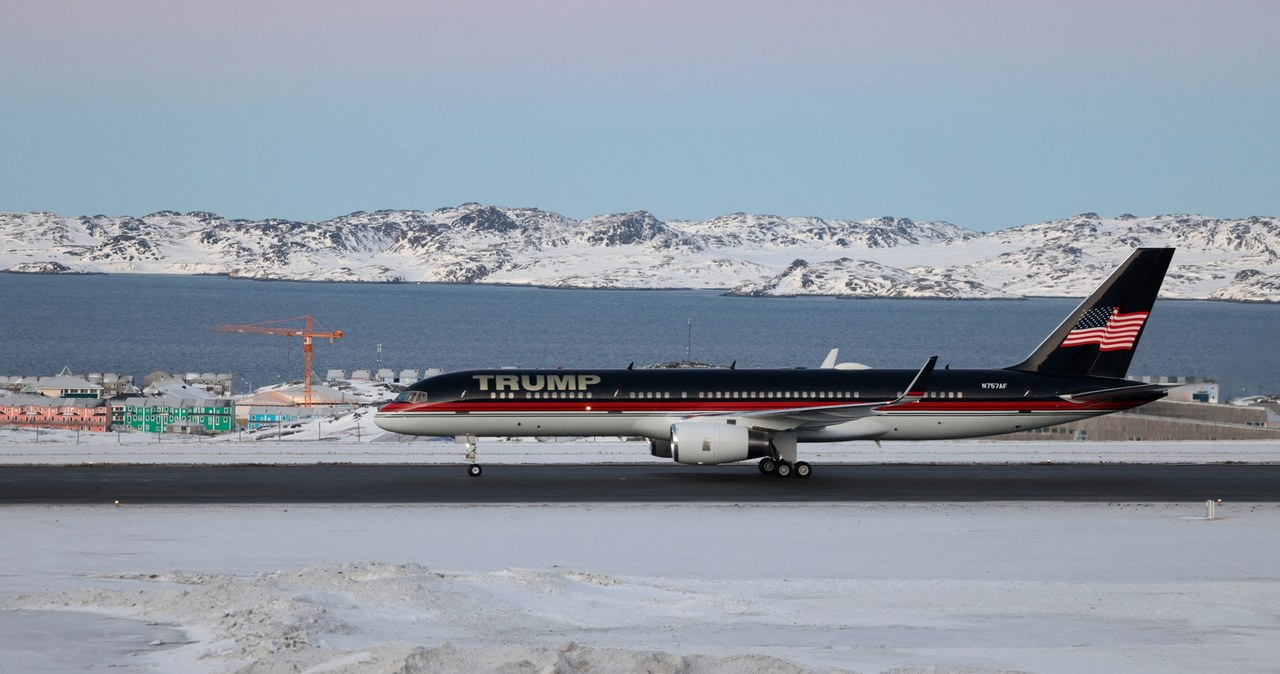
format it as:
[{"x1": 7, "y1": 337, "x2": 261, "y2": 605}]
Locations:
[{"x1": 0, "y1": 273, "x2": 1275, "y2": 397}]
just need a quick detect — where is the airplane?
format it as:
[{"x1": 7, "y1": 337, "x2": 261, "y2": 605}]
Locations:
[{"x1": 375, "y1": 248, "x2": 1176, "y2": 478}]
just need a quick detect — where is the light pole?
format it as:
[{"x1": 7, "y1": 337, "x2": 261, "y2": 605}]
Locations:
[
  {"x1": 62, "y1": 409, "x2": 78, "y2": 444},
  {"x1": 25, "y1": 410, "x2": 39, "y2": 443}
]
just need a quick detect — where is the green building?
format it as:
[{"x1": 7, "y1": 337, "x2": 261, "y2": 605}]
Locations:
[{"x1": 112, "y1": 397, "x2": 235, "y2": 434}]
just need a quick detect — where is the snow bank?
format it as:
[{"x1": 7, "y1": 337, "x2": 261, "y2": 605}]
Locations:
[
  {"x1": 3, "y1": 503, "x2": 1280, "y2": 673},
  {"x1": 4, "y1": 387, "x2": 1279, "y2": 672}
]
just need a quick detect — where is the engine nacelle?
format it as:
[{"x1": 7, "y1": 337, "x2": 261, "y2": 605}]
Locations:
[
  {"x1": 649, "y1": 439, "x2": 673, "y2": 458},
  {"x1": 669, "y1": 422, "x2": 772, "y2": 465}
]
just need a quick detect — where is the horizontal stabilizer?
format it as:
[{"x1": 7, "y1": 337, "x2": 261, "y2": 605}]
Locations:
[{"x1": 1060, "y1": 382, "x2": 1175, "y2": 403}]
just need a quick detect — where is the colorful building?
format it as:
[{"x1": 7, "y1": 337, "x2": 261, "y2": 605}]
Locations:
[
  {"x1": 245, "y1": 406, "x2": 303, "y2": 431},
  {"x1": 112, "y1": 397, "x2": 235, "y2": 434},
  {"x1": 0, "y1": 395, "x2": 110, "y2": 432}
]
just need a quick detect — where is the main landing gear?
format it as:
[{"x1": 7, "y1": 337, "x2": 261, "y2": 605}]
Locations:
[
  {"x1": 758, "y1": 432, "x2": 809, "y2": 479},
  {"x1": 758, "y1": 457, "x2": 812, "y2": 479}
]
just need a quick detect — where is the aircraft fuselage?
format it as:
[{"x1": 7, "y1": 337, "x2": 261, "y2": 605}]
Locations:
[{"x1": 374, "y1": 367, "x2": 1163, "y2": 442}]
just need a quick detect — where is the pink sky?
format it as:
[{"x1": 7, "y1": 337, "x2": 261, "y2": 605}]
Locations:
[
  {"x1": 1, "y1": 0, "x2": 1277, "y2": 226},
  {"x1": 11, "y1": 1, "x2": 1272, "y2": 90}
]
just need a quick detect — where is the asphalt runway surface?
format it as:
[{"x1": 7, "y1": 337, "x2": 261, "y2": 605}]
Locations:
[{"x1": 2, "y1": 463, "x2": 1279, "y2": 503}]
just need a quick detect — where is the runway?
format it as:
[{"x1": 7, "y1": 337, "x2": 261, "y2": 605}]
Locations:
[{"x1": 2, "y1": 463, "x2": 1278, "y2": 503}]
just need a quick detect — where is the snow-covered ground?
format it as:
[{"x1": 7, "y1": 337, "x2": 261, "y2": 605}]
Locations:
[{"x1": 4, "y1": 428, "x2": 1280, "y2": 673}]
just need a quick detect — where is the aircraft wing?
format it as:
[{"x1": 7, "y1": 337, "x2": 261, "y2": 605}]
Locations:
[{"x1": 703, "y1": 356, "x2": 937, "y2": 432}]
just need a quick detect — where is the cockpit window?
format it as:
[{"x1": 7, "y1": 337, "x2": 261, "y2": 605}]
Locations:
[{"x1": 395, "y1": 391, "x2": 429, "y2": 403}]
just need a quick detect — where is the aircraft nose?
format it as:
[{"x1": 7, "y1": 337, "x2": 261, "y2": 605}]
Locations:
[{"x1": 372, "y1": 411, "x2": 402, "y2": 433}]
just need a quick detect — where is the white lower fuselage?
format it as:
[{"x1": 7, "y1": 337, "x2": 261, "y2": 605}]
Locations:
[{"x1": 372, "y1": 406, "x2": 1105, "y2": 442}]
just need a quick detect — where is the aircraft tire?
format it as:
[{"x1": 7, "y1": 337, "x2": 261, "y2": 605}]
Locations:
[
  {"x1": 758, "y1": 457, "x2": 777, "y2": 474},
  {"x1": 794, "y1": 461, "x2": 812, "y2": 479},
  {"x1": 468, "y1": 464, "x2": 483, "y2": 477},
  {"x1": 774, "y1": 461, "x2": 793, "y2": 479}
]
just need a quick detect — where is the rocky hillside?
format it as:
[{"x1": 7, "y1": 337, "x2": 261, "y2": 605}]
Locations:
[{"x1": 2, "y1": 206, "x2": 1277, "y2": 301}]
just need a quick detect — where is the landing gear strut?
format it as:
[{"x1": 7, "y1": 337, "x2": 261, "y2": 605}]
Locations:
[{"x1": 457, "y1": 435, "x2": 482, "y2": 477}]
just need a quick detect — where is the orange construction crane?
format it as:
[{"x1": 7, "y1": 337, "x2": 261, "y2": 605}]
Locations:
[{"x1": 213, "y1": 315, "x2": 343, "y2": 406}]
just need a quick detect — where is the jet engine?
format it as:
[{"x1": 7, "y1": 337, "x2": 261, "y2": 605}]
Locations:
[
  {"x1": 669, "y1": 421, "x2": 772, "y2": 465},
  {"x1": 649, "y1": 439, "x2": 673, "y2": 458}
]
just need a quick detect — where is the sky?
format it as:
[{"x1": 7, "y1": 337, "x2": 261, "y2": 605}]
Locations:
[{"x1": 1, "y1": 0, "x2": 1276, "y2": 231}]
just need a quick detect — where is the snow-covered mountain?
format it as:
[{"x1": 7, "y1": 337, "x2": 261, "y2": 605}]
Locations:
[
  {"x1": 2, "y1": 206, "x2": 1278, "y2": 301},
  {"x1": 725, "y1": 258, "x2": 1017, "y2": 299}
]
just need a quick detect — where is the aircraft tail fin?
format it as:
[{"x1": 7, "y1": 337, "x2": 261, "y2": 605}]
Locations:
[{"x1": 1008, "y1": 248, "x2": 1174, "y2": 379}]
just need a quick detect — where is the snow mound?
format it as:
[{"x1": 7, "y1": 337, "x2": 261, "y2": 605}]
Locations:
[
  {"x1": 10, "y1": 561, "x2": 857, "y2": 673},
  {"x1": 398, "y1": 642, "x2": 852, "y2": 674}
]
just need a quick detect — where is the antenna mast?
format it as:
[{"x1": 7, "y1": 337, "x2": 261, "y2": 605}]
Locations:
[{"x1": 687, "y1": 317, "x2": 692, "y2": 362}]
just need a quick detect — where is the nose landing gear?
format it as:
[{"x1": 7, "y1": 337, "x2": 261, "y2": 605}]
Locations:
[{"x1": 457, "y1": 435, "x2": 482, "y2": 477}]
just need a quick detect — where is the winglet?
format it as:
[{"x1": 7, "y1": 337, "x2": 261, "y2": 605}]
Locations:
[
  {"x1": 821, "y1": 348, "x2": 839, "y2": 369},
  {"x1": 899, "y1": 356, "x2": 938, "y2": 403}
]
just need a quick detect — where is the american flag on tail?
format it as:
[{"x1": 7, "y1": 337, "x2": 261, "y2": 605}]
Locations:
[{"x1": 1061, "y1": 306, "x2": 1149, "y2": 351}]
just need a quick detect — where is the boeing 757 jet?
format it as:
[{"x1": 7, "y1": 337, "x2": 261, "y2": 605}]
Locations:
[{"x1": 376, "y1": 248, "x2": 1175, "y2": 478}]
